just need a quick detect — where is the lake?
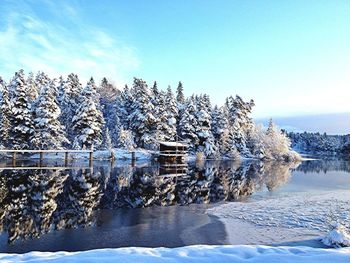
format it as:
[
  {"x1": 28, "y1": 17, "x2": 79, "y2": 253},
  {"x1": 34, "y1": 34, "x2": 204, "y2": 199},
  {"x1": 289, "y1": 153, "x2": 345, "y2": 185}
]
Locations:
[{"x1": 0, "y1": 158, "x2": 350, "y2": 253}]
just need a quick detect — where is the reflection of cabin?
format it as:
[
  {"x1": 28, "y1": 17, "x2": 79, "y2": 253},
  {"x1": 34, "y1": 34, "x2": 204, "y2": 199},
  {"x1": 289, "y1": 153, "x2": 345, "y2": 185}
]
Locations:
[
  {"x1": 159, "y1": 163, "x2": 188, "y2": 177},
  {"x1": 158, "y1": 141, "x2": 188, "y2": 164}
]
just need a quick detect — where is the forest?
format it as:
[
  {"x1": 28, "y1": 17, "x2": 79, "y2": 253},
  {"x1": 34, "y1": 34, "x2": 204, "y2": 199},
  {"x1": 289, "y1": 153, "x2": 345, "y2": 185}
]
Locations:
[
  {"x1": 0, "y1": 70, "x2": 299, "y2": 161},
  {"x1": 289, "y1": 131, "x2": 350, "y2": 155}
]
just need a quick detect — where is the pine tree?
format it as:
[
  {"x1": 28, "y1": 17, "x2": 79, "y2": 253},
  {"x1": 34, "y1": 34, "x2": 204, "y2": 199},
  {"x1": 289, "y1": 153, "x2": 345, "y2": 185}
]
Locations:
[
  {"x1": 165, "y1": 86, "x2": 178, "y2": 140},
  {"x1": 8, "y1": 70, "x2": 34, "y2": 149},
  {"x1": 176, "y1": 81, "x2": 185, "y2": 104},
  {"x1": 178, "y1": 98, "x2": 199, "y2": 152},
  {"x1": 26, "y1": 72, "x2": 39, "y2": 103},
  {"x1": 211, "y1": 105, "x2": 236, "y2": 157},
  {"x1": 225, "y1": 95, "x2": 255, "y2": 156},
  {"x1": 195, "y1": 96, "x2": 217, "y2": 158},
  {"x1": 0, "y1": 78, "x2": 10, "y2": 147},
  {"x1": 118, "y1": 128, "x2": 136, "y2": 150},
  {"x1": 153, "y1": 90, "x2": 168, "y2": 141},
  {"x1": 58, "y1": 73, "x2": 83, "y2": 143},
  {"x1": 264, "y1": 119, "x2": 292, "y2": 160},
  {"x1": 152, "y1": 81, "x2": 159, "y2": 97},
  {"x1": 72, "y1": 81, "x2": 104, "y2": 149},
  {"x1": 31, "y1": 81, "x2": 69, "y2": 149},
  {"x1": 101, "y1": 127, "x2": 113, "y2": 150},
  {"x1": 128, "y1": 78, "x2": 156, "y2": 148}
]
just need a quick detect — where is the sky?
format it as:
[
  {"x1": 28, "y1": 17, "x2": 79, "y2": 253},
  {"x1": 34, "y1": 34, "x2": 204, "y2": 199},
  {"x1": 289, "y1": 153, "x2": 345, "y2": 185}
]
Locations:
[{"x1": 0, "y1": 0, "x2": 350, "y2": 121}]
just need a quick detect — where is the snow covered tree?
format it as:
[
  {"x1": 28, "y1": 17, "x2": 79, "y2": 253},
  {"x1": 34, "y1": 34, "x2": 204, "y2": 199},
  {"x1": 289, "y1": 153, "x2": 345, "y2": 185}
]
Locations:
[
  {"x1": 26, "y1": 72, "x2": 39, "y2": 103},
  {"x1": 128, "y1": 78, "x2": 156, "y2": 148},
  {"x1": 98, "y1": 77, "x2": 119, "y2": 144},
  {"x1": 176, "y1": 81, "x2": 185, "y2": 105},
  {"x1": 118, "y1": 128, "x2": 136, "y2": 150},
  {"x1": 31, "y1": 81, "x2": 69, "y2": 149},
  {"x1": 0, "y1": 78, "x2": 10, "y2": 147},
  {"x1": 246, "y1": 124, "x2": 267, "y2": 159},
  {"x1": 211, "y1": 105, "x2": 238, "y2": 158},
  {"x1": 152, "y1": 90, "x2": 168, "y2": 142},
  {"x1": 151, "y1": 81, "x2": 159, "y2": 97},
  {"x1": 195, "y1": 96, "x2": 218, "y2": 158},
  {"x1": 165, "y1": 86, "x2": 178, "y2": 140},
  {"x1": 72, "y1": 81, "x2": 104, "y2": 149},
  {"x1": 58, "y1": 73, "x2": 82, "y2": 143},
  {"x1": 225, "y1": 95, "x2": 255, "y2": 156},
  {"x1": 8, "y1": 70, "x2": 34, "y2": 149},
  {"x1": 264, "y1": 119, "x2": 295, "y2": 160},
  {"x1": 101, "y1": 127, "x2": 113, "y2": 150},
  {"x1": 178, "y1": 98, "x2": 199, "y2": 152}
]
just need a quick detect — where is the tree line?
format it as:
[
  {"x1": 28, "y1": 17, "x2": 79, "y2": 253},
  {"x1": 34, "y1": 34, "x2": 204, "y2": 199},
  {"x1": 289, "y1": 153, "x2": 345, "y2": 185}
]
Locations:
[{"x1": 0, "y1": 70, "x2": 299, "y2": 160}]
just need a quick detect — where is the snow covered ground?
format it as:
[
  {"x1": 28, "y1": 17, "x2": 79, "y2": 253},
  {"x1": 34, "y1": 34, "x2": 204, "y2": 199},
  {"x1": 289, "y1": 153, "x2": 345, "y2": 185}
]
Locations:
[
  {"x1": 208, "y1": 190, "x2": 350, "y2": 247},
  {"x1": 1, "y1": 245, "x2": 349, "y2": 263}
]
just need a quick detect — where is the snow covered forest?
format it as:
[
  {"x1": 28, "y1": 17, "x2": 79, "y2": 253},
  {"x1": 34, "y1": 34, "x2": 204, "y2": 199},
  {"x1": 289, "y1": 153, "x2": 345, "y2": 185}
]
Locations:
[
  {"x1": 0, "y1": 70, "x2": 299, "y2": 160},
  {"x1": 289, "y1": 132, "x2": 350, "y2": 155}
]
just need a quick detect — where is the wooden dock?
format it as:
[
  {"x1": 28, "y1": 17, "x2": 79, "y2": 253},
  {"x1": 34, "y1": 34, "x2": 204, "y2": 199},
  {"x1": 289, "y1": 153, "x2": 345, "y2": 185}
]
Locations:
[{"x1": 0, "y1": 148, "x2": 94, "y2": 167}]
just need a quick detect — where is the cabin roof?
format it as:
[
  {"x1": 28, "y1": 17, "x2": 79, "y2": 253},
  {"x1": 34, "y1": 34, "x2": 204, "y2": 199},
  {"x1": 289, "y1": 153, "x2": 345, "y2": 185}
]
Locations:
[{"x1": 158, "y1": 141, "x2": 188, "y2": 147}]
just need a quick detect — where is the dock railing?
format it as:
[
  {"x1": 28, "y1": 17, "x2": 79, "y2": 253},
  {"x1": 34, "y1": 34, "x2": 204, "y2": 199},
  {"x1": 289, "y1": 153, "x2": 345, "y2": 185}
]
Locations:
[{"x1": 0, "y1": 147, "x2": 94, "y2": 167}]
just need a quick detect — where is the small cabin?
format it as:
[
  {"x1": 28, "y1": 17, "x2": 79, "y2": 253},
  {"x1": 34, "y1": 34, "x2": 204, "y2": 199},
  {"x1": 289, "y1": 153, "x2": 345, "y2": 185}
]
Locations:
[{"x1": 158, "y1": 141, "x2": 188, "y2": 164}]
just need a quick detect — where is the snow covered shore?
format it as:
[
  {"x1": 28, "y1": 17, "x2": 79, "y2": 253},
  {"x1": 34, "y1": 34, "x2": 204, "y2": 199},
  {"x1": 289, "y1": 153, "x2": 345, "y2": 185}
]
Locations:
[
  {"x1": 1, "y1": 245, "x2": 349, "y2": 263},
  {"x1": 209, "y1": 190, "x2": 350, "y2": 247}
]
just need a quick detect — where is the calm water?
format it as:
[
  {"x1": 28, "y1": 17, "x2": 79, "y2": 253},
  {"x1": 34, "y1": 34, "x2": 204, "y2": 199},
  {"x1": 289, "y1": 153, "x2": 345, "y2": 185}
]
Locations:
[{"x1": 0, "y1": 158, "x2": 350, "y2": 252}]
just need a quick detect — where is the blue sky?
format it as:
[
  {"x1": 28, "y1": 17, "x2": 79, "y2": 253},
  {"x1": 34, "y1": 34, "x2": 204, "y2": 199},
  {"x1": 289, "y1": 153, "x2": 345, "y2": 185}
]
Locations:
[{"x1": 0, "y1": 0, "x2": 350, "y2": 119}]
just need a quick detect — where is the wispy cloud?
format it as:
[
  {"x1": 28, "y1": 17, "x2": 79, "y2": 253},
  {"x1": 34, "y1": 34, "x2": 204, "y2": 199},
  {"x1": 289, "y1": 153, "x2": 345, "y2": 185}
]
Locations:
[{"x1": 0, "y1": 0, "x2": 139, "y2": 85}]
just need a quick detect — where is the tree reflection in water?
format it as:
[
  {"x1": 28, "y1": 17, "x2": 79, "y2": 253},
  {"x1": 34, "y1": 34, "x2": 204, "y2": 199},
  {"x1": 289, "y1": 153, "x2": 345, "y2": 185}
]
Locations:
[{"x1": 0, "y1": 160, "x2": 300, "y2": 244}]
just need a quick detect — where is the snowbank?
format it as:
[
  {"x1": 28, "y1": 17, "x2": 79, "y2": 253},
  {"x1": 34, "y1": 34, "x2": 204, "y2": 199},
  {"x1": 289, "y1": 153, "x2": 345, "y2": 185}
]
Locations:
[
  {"x1": 1, "y1": 245, "x2": 349, "y2": 263},
  {"x1": 322, "y1": 223, "x2": 350, "y2": 248}
]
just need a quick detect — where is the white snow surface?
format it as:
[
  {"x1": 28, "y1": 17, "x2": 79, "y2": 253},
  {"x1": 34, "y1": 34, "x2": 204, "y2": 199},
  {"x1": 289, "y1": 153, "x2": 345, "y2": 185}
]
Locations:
[
  {"x1": 159, "y1": 141, "x2": 188, "y2": 147},
  {"x1": 208, "y1": 190, "x2": 350, "y2": 248},
  {"x1": 209, "y1": 190, "x2": 350, "y2": 234},
  {"x1": 1, "y1": 245, "x2": 349, "y2": 263}
]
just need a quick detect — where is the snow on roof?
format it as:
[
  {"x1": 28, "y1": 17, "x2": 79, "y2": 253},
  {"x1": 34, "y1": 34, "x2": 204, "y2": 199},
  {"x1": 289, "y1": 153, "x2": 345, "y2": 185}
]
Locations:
[{"x1": 158, "y1": 141, "x2": 188, "y2": 147}]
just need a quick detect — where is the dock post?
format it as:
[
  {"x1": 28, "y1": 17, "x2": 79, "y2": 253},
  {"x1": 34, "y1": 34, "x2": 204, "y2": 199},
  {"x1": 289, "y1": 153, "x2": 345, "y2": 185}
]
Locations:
[
  {"x1": 39, "y1": 152, "x2": 44, "y2": 167},
  {"x1": 89, "y1": 145, "x2": 94, "y2": 167},
  {"x1": 131, "y1": 151, "x2": 135, "y2": 167},
  {"x1": 65, "y1": 152, "x2": 69, "y2": 166},
  {"x1": 12, "y1": 152, "x2": 16, "y2": 167}
]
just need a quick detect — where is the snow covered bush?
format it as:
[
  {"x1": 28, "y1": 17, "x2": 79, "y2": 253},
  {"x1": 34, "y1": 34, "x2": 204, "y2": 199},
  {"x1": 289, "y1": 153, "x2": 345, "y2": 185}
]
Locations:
[
  {"x1": 322, "y1": 223, "x2": 350, "y2": 248},
  {"x1": 247, "y1": 120, "x2": 301, "y2": 161}
]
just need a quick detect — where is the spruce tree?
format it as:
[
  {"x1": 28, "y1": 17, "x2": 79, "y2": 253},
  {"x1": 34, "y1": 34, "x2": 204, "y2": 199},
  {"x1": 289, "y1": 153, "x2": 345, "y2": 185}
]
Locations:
[
  {"x1": 0, "y1": 78, "x2": 10, "y2": 147},
  {"x1": 176, "y1": 81, "x2": 185, "y2": 104},
  {"x1": 128, "y1": 78, "x2": 156, "y2": 148},
  {"x1": 26, "y1": 72, "x2": 39, "y2": 103},
  {"x1": 72, "y1": 82, "x2": 104, "y2": 149},
  {"x1": 31, "y1": 81, "x2": 69, "y2": 149},
  {"x1": 178, "y1": 98, "x2": 199, "y2": 152},
  {"x1": 152, "y1": 81, "x2": 159, "y2": 97},
  {"x1": 195, "y1": 96, "x2": 217, "y2": 157},
  {"x1": 165, "y1": 86, "x2": 178, "y2": 140},
  {"x1": 8, "y1": 70, "x2": 34, "y2": 149},
  {"x1": 58, "y1": 73, "x2": 83, "y2": 143}
]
